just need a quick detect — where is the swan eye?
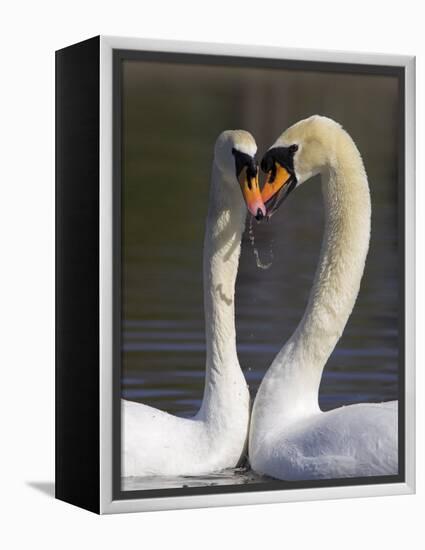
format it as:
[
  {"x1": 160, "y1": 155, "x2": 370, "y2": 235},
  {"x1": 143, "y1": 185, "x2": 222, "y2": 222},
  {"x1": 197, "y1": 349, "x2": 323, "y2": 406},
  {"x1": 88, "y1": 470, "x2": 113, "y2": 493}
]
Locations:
[
  {"x1": 261, "y1": 146, "x2": 297, "y2": 177},
  {"x1": 232, "y1": 148, "x2": 258, "y2": 179}
]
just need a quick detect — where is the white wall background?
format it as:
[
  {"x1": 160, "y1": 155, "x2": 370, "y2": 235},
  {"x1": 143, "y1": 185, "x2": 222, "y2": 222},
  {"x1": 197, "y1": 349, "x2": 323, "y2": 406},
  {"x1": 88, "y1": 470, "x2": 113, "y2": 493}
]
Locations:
[{"x1": 1, "y1": 1, "x2": 423, "y2": 548}]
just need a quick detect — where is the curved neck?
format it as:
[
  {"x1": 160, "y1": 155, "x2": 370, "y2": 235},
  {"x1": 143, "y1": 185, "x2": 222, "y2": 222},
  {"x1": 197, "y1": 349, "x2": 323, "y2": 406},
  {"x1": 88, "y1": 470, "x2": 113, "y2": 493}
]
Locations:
[
  {"x1": 200, "y1": 164, "x2": 247, "y2": 417},
  {"x1": 258, "y1": 136, "x2": 371, "y2": 423}
]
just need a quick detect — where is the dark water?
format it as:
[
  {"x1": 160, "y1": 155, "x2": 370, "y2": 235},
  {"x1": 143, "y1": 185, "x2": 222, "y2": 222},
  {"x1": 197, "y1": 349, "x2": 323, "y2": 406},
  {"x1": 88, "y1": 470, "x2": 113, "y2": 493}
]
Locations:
[{"x1": 120, "y1": 59, "x2": 400, "y2": 490}]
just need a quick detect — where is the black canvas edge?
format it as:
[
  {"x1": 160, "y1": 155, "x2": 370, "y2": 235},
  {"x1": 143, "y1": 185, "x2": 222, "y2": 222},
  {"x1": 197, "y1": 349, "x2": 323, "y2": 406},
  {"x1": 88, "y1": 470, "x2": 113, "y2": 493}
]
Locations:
[
  {"x1": 111, "y1": 48, "x2": 406, "y2": 502},
  {"x1": 55, "y1": 35, "x2": 101, "y2": 514}
]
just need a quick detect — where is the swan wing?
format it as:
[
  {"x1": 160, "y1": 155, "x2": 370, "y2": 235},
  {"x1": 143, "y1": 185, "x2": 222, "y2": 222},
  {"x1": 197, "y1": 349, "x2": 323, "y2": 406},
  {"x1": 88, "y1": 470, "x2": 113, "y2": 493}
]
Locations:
[
  {"x1": 252, "y1": 401, "x2": 398, "y2": 480},
  {"x1": 123, "y1": 399, "x2": 203, "y2": 477},
  {"x1": 122, "y1": 399, "x2": 248, "y2": 477}
]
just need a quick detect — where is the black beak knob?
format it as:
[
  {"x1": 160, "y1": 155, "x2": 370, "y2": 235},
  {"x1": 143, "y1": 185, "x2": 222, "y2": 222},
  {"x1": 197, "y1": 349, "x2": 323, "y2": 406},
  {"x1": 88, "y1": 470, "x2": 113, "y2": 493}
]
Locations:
[
  {"x1": 255, "y1": 208, "x2": 264, "y2": 221},
  {"x1": 261, "y1": 151, "x2": 275, "y2": 173}
]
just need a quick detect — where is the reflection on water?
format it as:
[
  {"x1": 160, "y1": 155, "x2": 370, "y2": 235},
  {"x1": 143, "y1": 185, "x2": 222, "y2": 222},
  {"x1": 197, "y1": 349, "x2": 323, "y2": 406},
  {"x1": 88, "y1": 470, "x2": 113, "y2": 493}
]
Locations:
[
  {"x1": 123, "y1": 468, "x2": 268, "y2": 491},
  {"x1": 121, "y1": 59, "x2": 399, "y2": 491}
]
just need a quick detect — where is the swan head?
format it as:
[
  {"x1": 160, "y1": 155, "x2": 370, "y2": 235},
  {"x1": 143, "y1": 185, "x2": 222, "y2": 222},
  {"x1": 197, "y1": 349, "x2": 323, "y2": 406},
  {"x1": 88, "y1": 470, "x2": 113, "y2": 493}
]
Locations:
[
  {"x1": 214, "y1": 130, "x2": 266, "y2": 221},
  {"x1": 260, "y1": 116, "x2": 341, "y2": 217}
]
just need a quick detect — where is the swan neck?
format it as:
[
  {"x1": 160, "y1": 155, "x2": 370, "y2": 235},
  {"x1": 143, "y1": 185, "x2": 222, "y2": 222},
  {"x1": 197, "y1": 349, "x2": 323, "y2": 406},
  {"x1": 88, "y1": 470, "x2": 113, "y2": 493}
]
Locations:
[
  {"x1": 257, "y1": 135, "x2": 371, "y2": 422},
  {"x1": 202, "y1": 164, "x2": 246, "y2": 392},
  {"x1": 298, "y1": 149, "x2": 371, "y2": 363}
]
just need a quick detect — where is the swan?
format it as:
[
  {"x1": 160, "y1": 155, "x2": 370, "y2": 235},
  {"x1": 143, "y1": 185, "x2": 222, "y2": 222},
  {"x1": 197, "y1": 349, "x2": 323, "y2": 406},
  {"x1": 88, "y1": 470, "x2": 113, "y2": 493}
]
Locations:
[
  {"x1": 123, "y1": 130, "x2": 266, "y2": 478},
  {"x1": 249, "y1": 115, "x2": 398, "y2": 480}
]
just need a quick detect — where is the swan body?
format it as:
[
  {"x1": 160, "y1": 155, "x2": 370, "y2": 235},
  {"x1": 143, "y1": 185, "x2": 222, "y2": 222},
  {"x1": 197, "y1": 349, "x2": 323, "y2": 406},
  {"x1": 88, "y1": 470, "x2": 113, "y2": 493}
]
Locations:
[
  {"x1": 250, "y1": 116, "x2": 398, "y2": 480},
  {"x1": 123, "y1": 130, "x2": 264, "y2": 478}
]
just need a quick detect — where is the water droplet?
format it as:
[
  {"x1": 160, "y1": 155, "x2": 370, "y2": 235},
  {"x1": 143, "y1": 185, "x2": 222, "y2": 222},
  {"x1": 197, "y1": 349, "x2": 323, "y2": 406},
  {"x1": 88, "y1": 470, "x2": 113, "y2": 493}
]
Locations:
[{"x1": 248, "y1": 217, "x2": 273, "y2": 270}]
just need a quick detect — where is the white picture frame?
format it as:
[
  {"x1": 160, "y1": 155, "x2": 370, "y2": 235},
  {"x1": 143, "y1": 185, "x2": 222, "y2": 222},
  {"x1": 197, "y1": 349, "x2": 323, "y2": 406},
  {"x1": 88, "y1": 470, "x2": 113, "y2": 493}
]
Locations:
[{"x1": 56, "y1": 35, "x2": 415, "y2": 514}]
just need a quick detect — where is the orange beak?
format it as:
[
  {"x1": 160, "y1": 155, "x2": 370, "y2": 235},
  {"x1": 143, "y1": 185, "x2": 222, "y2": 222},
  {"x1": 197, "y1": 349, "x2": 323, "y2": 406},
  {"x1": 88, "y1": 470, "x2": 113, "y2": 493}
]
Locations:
[
  {"x1": 238, "y1": 166, "x2": 266, "y2": 221},
  {"x1": 261, "y1": 163, "x2": 292, "y2": 205},
  {"x1": 261, "y1": 162, "x2": 296, "y2": 218}
]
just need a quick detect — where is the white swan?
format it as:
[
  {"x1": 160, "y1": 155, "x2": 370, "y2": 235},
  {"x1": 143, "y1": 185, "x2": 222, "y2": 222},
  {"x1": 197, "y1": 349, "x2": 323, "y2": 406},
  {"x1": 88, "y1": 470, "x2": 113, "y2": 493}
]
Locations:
[
  {"x1": 249, "y1": 115, "x2": 398, "y2": 480},
  {"x1": 123, "y1": 130, "x2": 266, "y2": 478}
]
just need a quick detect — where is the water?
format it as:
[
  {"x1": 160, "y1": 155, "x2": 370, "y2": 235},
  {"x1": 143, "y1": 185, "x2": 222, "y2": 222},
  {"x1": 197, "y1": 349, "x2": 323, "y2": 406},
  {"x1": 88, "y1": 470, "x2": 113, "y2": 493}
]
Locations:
[
  {"x1": 123, "y1": 468, "x2": 268, "y2": 491},
  {"x1": 248, "y1": 216, "x2": 273, "y2": 270},
  {"x1": 121, "y1": 60, "x2": 400, "y2": 491}
]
